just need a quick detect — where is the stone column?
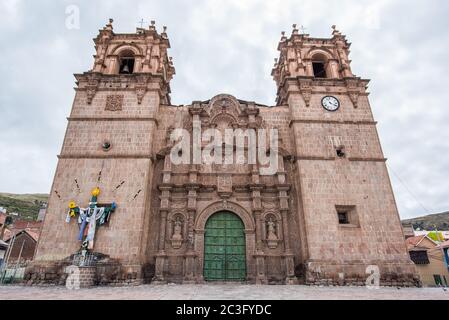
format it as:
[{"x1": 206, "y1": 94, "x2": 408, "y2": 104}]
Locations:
[
  {"x1": 304, "y1": 59, "x2": 313, "y2": 76},
  {"x1": 250, "y1": 165, "x2": 267, "y2": 284},
  {"x1": 153, "y1": 156, "x2": 172, "y2": 283},
  {"x1": 153, "y1": 209, "x2": 168, "y2": 283},
  {"x1": 184, "y1": 166, "x2": 200, "y2": 283},
  {"x1": 328, "y1": 59, "x2": 340, "y2": 79},
  {"x1": 277, "y1": 184, "x2": 297, "y2": 284}
]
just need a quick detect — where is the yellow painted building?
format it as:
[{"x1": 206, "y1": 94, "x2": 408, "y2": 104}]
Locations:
[{"x1": 406, "y1": 235, "x2": 449, "y2": 287}]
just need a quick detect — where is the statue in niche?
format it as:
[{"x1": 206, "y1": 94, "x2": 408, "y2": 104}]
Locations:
[
  {"x1": 266, "y1": 216, "x2": 279, "y2": 249},
  {"x1": 173, "y1": 217, "x2": 182, "y2": 239},
  {"x1": 267, "y1": 217, "x2": 277, "y2": 240},
  {"x1": 171, "y1": 216, "x2": 183, "y2": 249}
]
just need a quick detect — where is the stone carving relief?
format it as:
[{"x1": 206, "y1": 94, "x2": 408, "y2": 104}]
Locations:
[
  {"x1": 217, "y1": 175, "x2": 232, "y2": 197},
  {"x1": 345, "y1": 78, "x2": 360, "y2": 108},
  {"x1": 135, "y1": 74, "x2": 149, "y2": 104},
  {"x1": 85, "y1": 75, "x2": 100, "y2": 104},
  {"x1": 105, "y1": 94, "x2": 124, "y2": 111}
]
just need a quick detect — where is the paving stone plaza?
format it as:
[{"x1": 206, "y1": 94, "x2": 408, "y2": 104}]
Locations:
[{"x1": 0, "y1": 284, "x2": 448, "y2": 300}]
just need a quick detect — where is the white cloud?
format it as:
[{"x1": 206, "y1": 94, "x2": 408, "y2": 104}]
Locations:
[{"x1": 0, "y1": 0, "x2": 448, "y2": 220}]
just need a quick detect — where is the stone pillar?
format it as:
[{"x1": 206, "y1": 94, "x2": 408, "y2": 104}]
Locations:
[
  {"x1": 281, "y1": 209, "x2": 296, "y2": 284},
  {"x1": 250, "y1": 167, "x2": 267, "y2": 284},
  {"x1": 154, "y1": 177, "x2": 172, "y2": 283},
  {"x1": 328, "y1": 59, "x2": 340, "y2": 79},
  {"x1": 184, "y1": 168, "x2": 200, "y2": 283},
  {"x1": 154, "y1": 209, "x2": 168, "y2": 283},
  {"x1": 183, "y1": 206, "x2": 197, "y2": 284},
  {"x1": 278, "y1": 183, "x2": 297, "y2": 284},
  {"x1": 304, "y1": 59, "x2": 313, "y2": 76}
]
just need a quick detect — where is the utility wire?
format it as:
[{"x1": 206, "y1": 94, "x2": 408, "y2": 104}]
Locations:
[{"x1": 386, "y1": 163, "x2": 434, "y2": 214}]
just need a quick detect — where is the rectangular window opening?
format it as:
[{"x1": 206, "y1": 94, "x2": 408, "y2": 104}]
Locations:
[
  {"x1": 313, "y1": 62, "x2": 327, "y2": 78},
  {"x1": 336, "y1": 205, "x2": 359, "y2": 227}
]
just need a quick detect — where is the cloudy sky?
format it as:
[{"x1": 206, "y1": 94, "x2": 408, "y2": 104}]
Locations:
[{"x1": 0, "y1": 0, "x2": 448, "y2": 220}]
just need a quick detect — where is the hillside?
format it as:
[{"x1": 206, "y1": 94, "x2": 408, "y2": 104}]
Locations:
[
  {"x1": 0, "y1": 193, "x2": 49, "y2": 221},
  {"x1": 402, "y1": 211, "x2": 449, "y2": 230}
]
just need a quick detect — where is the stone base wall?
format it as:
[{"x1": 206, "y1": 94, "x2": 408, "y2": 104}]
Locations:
[
  {"x1": 303, "y1": 260, "x2": 421, "y2": 287},
  {"x1": 76, "y1": 267, "x2": 96, "y2": 288},
  {"x1": 23, "y1": 259, "x2": 421, "y2": 287},
  {"x1": 24, "y1": 260, "x2": 148, "y2": 287}
]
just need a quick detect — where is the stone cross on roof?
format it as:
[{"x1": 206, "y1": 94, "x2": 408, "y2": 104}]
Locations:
[{"x1": 138, "y1": 19, "x2": 147, "y2": 29}]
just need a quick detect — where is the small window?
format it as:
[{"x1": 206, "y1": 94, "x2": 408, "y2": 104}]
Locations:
[
  {"x1": 409, "y1": 250, "x2": 430, "y2": 265},
  {"x1": 336, "y1": 205, "x2": 359, "y2": 227},
  {"x1": 313, "y1": 62, "x2": 327, "y2": 78}
]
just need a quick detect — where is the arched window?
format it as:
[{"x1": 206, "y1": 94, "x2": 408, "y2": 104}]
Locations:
[
  {"x1": 118, "y1": 50, "x2": 135, "y2": 74},
  {"x1": 311, "y1": 53, "x2": 328, "y2": 78}
]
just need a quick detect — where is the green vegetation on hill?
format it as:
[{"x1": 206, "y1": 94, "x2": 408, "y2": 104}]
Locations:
[
  {"x1": 0, "y1": 193, "x2": 49, "y2": 221},
  {"x1": 402, "y1": 211, "x2": 449, "y2": 231}
]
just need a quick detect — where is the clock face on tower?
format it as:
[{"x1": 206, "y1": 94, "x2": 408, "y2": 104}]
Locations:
[{"x1": 321, "y1": 96, "x2": 340, "y2": 112}]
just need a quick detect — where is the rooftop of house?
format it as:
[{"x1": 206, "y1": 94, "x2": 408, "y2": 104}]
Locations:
[
  {"x1": 4, "y1": 229, "x2": 39, "y2": 243},
  {"x1": 405, "y1": 235, "x2": 438, "y2": 250}
]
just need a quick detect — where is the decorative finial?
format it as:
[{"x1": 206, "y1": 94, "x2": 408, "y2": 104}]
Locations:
[
  {"x1": 149, "y1": 20, "x2": 156, "y2": 31},
  {"x1": 281, "y1": 31, "x2": 285, "y2": 36},
  {"x1": 163, "y1": 26, "x2": 167, "y2": 33},
  {"x1": 292, "y1": 24, "x2": 299, "y2": 35},
  {"x1": 105, "y1": 18, "x2": 114, "y2": 31},
  {"x1": 331, "y1": 25, "x2": 342, "y2": 37}
]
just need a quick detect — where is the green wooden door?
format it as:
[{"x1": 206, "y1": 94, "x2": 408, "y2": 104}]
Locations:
[{"x1": 204, "y1": 211, "x2": 246, "y2": 281}]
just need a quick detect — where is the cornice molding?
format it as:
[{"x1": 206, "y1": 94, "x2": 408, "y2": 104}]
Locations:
[
  {"x1": 289, "y1": 119, "x2": 377, "y2": 127},
  {"x1": 58, "y1": 154, "x2": 153, "y2": 160},
  {"x1": 67, "y1": 117, "x2": 158, "y2": 125}
]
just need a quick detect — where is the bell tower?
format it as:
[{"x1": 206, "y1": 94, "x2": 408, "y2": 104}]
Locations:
[
  {"x1": 87, "y1": 18, "x2": 175, "y2": 104},
  {"x1": 32, "y1": 19, "x2": 176, "y2": 283},
  {"x1": 272, "y1": 25, "x2": 417, "y2": 285}
]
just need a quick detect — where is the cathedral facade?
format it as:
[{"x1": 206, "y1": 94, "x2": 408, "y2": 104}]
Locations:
[{"x1": 27, "y1": 20, "x2": 419, "y2": 286}]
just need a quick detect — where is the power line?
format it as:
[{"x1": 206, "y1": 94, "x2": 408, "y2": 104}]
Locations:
[{"x1": 386, "y1": 163, "x2": 434, "y2": 214}]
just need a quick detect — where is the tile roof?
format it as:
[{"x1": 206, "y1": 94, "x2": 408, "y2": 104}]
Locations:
[
  {"x1": 406, "y1": 235, "x2": 439, "y2": 250},
  {"x1": 12, "y1": 220, "x2": 42, "y2": 231},
  {"x1": 3, "y1": 229, "x2": 39, "y2": 243},
  {"x1": 405, "y1": 235, "x2": 426, "y2": 247}
]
